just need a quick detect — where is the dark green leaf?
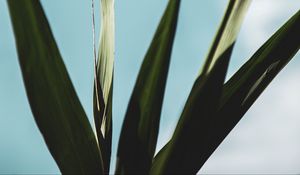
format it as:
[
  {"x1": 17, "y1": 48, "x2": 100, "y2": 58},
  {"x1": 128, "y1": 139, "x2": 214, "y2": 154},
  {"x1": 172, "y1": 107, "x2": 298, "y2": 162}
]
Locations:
[
  {"x1": 210, "y1": 10, "x2": 300, "y2": 160},
  {"x1": 151, "y1": 1, "x2": 250, "y2": 174},
  {"x1": 116, "y1": 0, "x2": 181, "y2": 174},
  {"x1": 8, "y1": 0, "x2": 104, "y2": 174}
]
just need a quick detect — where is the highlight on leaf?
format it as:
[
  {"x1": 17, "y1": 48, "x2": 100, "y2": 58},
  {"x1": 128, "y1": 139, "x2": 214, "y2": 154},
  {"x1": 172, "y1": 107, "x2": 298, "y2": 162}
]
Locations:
[
  {"x1": 150, "y1": 1, "x2": 251, "y2": 174},
  {"x1": 5, "y1": 0, "x2": 300, "y2": 174},
  {"x1": 92, "y1": 0, "x2": 115, "y2": 174}
]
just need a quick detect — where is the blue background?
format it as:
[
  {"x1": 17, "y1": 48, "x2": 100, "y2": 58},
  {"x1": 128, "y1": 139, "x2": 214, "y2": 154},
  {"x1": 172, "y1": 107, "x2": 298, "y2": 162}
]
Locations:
[{"x1": 0, "y1": 0, "x2": 300, "y2": 173}]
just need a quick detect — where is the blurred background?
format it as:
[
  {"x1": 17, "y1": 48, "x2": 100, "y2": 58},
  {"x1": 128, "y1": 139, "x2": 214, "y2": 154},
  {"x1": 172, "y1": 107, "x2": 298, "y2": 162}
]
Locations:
[{"x1": 0, "y1": 0, "x2": 299, "y2": 174}]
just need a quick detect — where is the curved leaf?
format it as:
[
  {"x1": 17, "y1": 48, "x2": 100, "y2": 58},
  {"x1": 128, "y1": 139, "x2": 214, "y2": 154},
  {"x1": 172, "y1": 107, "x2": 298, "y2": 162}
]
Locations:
[
  {"x1": 116, "y1": 0, "x2": 181, "y2": 174},
  {"x1": 151, "y1": 1, "x2": 251, "y2": 174},
  {"x1": 211, "y1": 9, "x2": 300, "y2": 157},
  {"x1": 8, "y1": 0, "x2": 104, "y2": 174}
]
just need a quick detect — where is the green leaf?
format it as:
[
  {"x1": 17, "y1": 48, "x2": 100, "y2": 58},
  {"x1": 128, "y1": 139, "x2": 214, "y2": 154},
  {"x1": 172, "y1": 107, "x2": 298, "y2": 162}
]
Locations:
[
  {"x1": 7, "y1": 0, "x2": 104, "y2": 174},
  {"x1": 151, "y1": 1, "x2": 251, "y2": 174},
  {"x1": 93, "y1": 0, "x2": 115, "y2": 173},
  {"x1": 116, "y1": 0, "x2": 181, "y2": 174},
  {"x1": 211, "y1": 9, "x2": 300, "y2": 157}
]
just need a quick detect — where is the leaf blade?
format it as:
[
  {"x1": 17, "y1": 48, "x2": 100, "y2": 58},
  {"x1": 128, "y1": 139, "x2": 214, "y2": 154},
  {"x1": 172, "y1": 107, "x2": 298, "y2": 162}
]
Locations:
[
  {"x1": 213, "y1": 9, "x2": 300, "y2": 154},
  {"x1": 116, "y1": 0, "x2": 181, "y2": 174},
  {"x1": 93, "y1": 0, "x2": 115, "y2": 173},
  {"x1": 8, "y1": 0, "x2": 104, "y2": 174},
  {"x1": 151, "y1": 1, "x2": 251, "y2": 174}
]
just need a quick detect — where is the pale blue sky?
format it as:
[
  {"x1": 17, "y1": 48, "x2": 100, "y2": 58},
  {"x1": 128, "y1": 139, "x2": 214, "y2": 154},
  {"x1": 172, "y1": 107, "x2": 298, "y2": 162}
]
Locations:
[{"x1": 0, "y1": 0, "x2": 299, "y2": 174}]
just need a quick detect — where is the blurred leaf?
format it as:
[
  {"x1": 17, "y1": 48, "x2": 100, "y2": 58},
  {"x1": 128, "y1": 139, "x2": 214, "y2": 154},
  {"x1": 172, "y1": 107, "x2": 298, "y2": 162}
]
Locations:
[
  {"x1": 116, "y1": 0, "x2": 181, "y2": 174},
  {"x1": 93, "y1": 0, "x2": 115, "y2": 173},
  {"x1": 151, "y1": 1, "x2": 251, "y2": 174},
  {"x1": 8, "y1": 0, "x2": 104, "y2": 174},
  {"x1": 211, "y1": 9, "x2": 300, "y2": 157}
]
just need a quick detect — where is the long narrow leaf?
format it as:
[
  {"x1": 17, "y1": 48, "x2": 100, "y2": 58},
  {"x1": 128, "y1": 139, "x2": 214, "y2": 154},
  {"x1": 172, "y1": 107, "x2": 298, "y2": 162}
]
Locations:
[
  {"x1": 93, "y1": 0, "x2": 115, "y2": 173},
  {"x1": 8, "y1": 0, "x2": 104, "y2": 174},
  {"x1": 210, "y1": 10, "x2": 300, "y2": 159},
  {"x1": 220, "y1": 10, "x2": 300, "y2": 117},
  {"x1": 151, "y1": 1, "x2": 251, "y2": 174},
  {"x1": 116, "y1": 0, "x2": 181, "y2": 174}
]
